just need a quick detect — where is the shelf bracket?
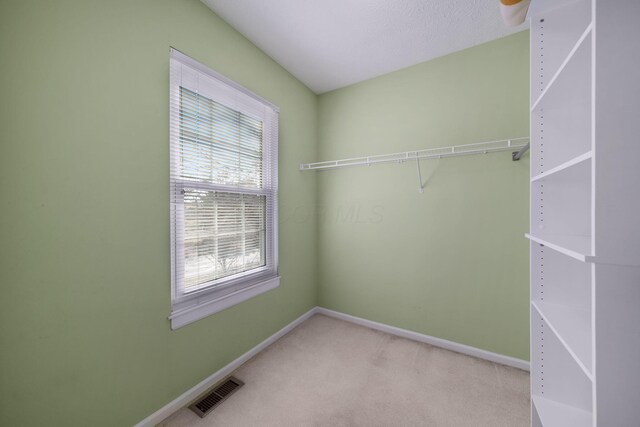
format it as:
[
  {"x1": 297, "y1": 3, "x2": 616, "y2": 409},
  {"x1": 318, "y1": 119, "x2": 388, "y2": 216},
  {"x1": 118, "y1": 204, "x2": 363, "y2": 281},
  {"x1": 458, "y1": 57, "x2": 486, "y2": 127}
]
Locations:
[{"x1": 416, "y1": 156, "x2": 425, "y2": 193}]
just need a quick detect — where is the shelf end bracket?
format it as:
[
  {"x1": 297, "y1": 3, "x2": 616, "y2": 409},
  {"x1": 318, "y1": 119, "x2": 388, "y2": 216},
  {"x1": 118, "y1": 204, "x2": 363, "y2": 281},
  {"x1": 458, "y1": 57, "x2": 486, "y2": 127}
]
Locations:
[{"x1": 512, "y1": 142, "x2": 530, "y2": 161}]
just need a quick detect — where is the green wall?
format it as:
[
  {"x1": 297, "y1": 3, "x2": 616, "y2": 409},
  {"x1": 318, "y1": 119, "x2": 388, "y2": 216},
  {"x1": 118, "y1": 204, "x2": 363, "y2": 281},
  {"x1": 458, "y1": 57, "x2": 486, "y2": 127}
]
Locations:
[
  {"x1": 0, "y1": 1, "x2": 317, "y2": 426},
  {"x1": 316, "y1": 32, "x2": 530, "y2": 360}
]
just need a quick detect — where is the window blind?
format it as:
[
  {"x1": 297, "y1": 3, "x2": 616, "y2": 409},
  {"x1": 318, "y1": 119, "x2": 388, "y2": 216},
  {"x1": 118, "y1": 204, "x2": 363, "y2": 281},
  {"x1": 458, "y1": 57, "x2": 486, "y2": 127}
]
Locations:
[{"x1": 169, "y1": 49, "x2": 278, "y2": 313}]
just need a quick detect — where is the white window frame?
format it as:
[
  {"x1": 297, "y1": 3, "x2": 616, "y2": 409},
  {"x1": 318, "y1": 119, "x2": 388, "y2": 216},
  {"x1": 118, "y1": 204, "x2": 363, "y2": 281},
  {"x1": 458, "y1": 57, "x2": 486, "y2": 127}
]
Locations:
[{"x1": 168, "y1": 48, "x2": 279, "y2": 329}]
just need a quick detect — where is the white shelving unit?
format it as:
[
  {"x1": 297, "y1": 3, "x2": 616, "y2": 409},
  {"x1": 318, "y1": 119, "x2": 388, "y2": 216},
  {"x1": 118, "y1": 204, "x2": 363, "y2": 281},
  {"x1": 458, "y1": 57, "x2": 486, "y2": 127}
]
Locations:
[{"x1": 528, "y1": 1, "x2": 640, "y2": 425}]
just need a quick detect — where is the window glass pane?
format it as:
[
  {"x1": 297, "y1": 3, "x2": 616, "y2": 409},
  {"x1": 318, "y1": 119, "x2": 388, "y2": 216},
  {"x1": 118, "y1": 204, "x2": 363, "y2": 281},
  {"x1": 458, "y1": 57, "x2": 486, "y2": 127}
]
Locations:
[
  {"x1": 179, "y1": 87, "x2": 263, "y2": 188},
  {"x1": 183, "y1": 190, "x2": 266, "y2": 290}
]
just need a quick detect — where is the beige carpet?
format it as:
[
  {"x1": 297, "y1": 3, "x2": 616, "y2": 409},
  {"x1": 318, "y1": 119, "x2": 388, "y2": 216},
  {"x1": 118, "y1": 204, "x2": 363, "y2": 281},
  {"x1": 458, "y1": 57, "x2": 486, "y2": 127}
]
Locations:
[{"x1": 160, "y1": 314, "x2": 530, "y2": 427}]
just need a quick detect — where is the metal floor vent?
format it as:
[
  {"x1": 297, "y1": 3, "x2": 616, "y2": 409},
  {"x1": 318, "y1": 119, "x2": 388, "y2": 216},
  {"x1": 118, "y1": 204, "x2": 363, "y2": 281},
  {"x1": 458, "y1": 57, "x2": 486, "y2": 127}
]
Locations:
[{"x1": 189, "y1": 376, "x2": 244, "y2": 418}]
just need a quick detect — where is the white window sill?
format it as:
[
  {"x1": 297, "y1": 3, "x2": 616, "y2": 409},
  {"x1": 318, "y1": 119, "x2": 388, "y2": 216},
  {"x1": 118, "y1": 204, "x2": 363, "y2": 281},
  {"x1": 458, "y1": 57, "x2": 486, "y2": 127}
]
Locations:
[{"x1": 169, "y1": 276, "x2": 280, "y2": 330}]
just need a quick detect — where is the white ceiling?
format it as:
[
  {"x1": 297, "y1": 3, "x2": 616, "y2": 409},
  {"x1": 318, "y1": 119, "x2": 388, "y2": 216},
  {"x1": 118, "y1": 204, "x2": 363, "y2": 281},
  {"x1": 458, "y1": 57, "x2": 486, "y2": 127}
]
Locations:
[{"x1": 201, "y1": 0, "x2": 528, "y2": 94}]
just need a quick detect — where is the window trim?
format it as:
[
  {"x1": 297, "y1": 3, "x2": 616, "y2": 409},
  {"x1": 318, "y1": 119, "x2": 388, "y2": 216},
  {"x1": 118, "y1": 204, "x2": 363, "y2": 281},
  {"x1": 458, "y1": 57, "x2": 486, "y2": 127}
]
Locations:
[
  {"x1": 169, "y1": 276, "x2": 280, "y2": 330},
  {"x1": 170, "y1": 48, "x2": 280, "y2": 114},
  {"x1": 168, "y1": 48, "x2": 279, "y2": 329}
]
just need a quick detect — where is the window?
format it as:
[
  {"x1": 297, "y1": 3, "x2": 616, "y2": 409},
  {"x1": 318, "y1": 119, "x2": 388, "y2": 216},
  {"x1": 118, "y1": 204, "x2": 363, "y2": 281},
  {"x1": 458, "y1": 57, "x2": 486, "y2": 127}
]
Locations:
[{"x1": 169, "y1": 49, "x2": 279, "y2": 329}]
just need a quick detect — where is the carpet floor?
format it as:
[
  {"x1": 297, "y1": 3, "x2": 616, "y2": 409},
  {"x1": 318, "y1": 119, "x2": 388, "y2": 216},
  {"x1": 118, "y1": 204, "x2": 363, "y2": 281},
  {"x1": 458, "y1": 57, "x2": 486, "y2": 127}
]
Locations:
[{"x1": 159, "y1": 314, "x2": 530, "y2": 427}]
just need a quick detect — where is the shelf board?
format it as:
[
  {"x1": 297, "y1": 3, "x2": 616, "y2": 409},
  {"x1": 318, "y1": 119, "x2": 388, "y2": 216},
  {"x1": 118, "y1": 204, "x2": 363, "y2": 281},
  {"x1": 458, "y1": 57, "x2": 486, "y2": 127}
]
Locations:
[
  {"x1": 532, "y1": 301, "x2": 592, "y2": 380},
  {"x1": 526, "y1": 233, "x2": 593, "y2": 262},
  {"x1": 531, "y1": 151, "x2": 592, "y2": 182},
  {"x1": 528, "y1": 235, "x2": 640, "y2": 267},
  {"x1": 533, "y1": 395, "x2": 592, "y2": 427},
  {"x1": 587, "y1": 255, "x2": 640, "y2": 268},
  {"x1": 531, "y1": 23, "x2": 592, "y2": 112}
]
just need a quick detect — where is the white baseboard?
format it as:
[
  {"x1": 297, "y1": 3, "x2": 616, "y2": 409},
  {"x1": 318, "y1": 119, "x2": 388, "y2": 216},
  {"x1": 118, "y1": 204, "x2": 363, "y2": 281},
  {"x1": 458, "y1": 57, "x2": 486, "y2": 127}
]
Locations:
[
  {"x1": 134, "y1": 307, "x2": 317, "y2": 427},
  {"x1": 316, "y1": 307, "x2": 530, "y2": 371},
  {"x1": 136, "y1": 306, "x2": 528, "y2": 426}
]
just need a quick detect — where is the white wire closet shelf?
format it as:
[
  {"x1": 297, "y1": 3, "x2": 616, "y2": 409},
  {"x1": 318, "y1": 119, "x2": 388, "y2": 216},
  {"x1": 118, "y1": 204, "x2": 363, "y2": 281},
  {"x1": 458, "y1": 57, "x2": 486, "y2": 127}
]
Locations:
[{"x1": 299, "y1": 137, "x2": 530, "y2": 171}]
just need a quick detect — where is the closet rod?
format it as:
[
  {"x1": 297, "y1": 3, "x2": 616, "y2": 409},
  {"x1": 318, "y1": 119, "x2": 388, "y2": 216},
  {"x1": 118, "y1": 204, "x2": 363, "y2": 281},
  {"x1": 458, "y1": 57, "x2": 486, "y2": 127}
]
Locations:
[{"x1": 300, "y1": 137, "x2": 529, "y2": 171}]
